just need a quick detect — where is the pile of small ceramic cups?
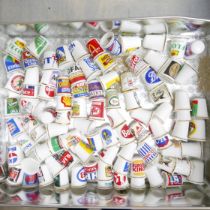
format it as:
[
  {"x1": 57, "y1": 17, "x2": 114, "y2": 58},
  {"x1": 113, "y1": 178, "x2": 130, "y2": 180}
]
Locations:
[{"x1": 0, "y1": 20, "x2": 208, "y2": 191}]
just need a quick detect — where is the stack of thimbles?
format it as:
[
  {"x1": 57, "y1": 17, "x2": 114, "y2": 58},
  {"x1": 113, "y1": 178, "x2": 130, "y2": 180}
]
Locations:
[{"x1": 171, "y1": 90, "x2": 191, "y2": 141}]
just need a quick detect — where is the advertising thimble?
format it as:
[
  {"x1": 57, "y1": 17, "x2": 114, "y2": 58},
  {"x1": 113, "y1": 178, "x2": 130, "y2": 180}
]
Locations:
[
  {"x1": 55, "y1": 110, "x2": 71, "y2": 124},
  {"x1": 137, "y1": 141, "x2": 159, "y2": 165},
  {"x1": 56, "y1": 76, "x2": 71, "y2": 95},
  {"x1": 37, "y1": 163, "x2": 54, "y2": 187},
  {"x1": 74, "y1": 140, "x2": 94, "y2": 163},
  {"x1": 100, "y1": 20, "x2": 120, "y2": 32},
  {"x1": 140, "y1": 67, "x2": 162, "y2": 91},
  {"x1": 188, "y1": 120, "x2": 206, "y2": 141},
  {"x1": 171, "y1": 121, "x2": 189, "y2": 140},
  {"x1": 69, "y1": 40, "x2": 88, "y2": 61},
  {"x1": 99, "y1": 71, "x2": 120, "y2": 91},
  {"x1": 113, "y1": 171, "x2": 129, "y2": 190},
  {"x1": 86, "y1": 21, "x2": 100, "y2": 30},
  {"x1": 99, "y1": 123, "x2": 119, "y2": 148},
  {"x1": 54, "y1": 168, "x2": 69, "y2": 190},
  {"x1": 181, "y1": 142, "x2": 202, "y2": 159},
  {"x1": 6, "y1": 117, "x2": 24, "y2": 137},
  {"x1": 106, "y1": 88, "x2": 120, "y2": 109},
  {"x1": 123, "y1": 90, "x2": 141, "y2": 111},
  {"x1": 48, "y1": 136, "x2": 63, "y2": 155},
  {"x1": 34, "y1": 23, "x2": 49, "y2": 34},
  {"x1": 72, "y1": 98, "x2": 88, "y2": 118},
  {"x1": 6, "y1": 37, "x2": 26, "y2": 60},
  {"x1": 3, "y1": 54, "x2": 22, "y2": 74},
  {"x1": 185, "y1": 40, "x2": 205, "y2": 57},
  {"x1": 100, "y1": 32, "x2": 122, "y2": 56},
  {"x1": 88, "y1": 79, "x2": 104, "y2": 99},
  {"x1": 149, "y1": 118, "x2": 167, "y2": 138},
  {"x1": 130, "y1": 108, "x2": 153, "y2": 126},
  {"x1": 84, "y1": 160, "x2": 98, "y2": 182},
  {"x1": 170, "y1": 39, "x2": 187, "y2": 59},
  {"x1": 173, "y1": 159, "x2": 191, "y2": 176},
  {"x1": 43, "y1": 50, "x2": 58, "y2": 70},
  {"x1": 22, "y1": 49, "x2": 39, "y2": 69},
  {"x1": 191, "y1": 98, "x2": 208, "y2": 119},
  {"x1": 120, "y1": 20, "x2": 142, "y2": 34},
  {"x1": 118, "y1": 141, "x2": 137, "y2": 161},
  {"x1": 89, "y1": 99, "x2": 105, "y2": 120},
  {"x1": 5, "y1": 71, "x2": 24, "y2": 94},
  {"x1": 143, "y1": 50, "x2": 168, "y2": 72},
  {"x1": 152, "y1": 102, "x2": 173, "y2": 123},
  {"x1": 143, "y1": 23, "x2": 167, "y2": 34},
  {"x1": 113, "y1": 156, "x2": 130, "y2": 175},
  {"x1": 55, "y1": 95, "x2": 72, "y2": 111},
  {"x1": 18, "y1": 136, "x2": 35, "y2": 157},
  {"x1": 38, "y1": 84, "x2": 55, "y2": 100},
  {"x1": 6, "y1": 166, "x2": 24, "y2": 186},
  {"x1": 71, "y1": 80, "x2": 89, "y2": 98},
  {"x1": 120, "y1": 71, "x2": 138, "y2": 92},
  {"x1": 130, "y1": 155, "x2": 145, "y2": 178},
  {"x1": 94, "y1": 52, "x2": 116, "y2": 73},
  {"x1": 157, "y1": 158, "x2": 176, "y2": 174},
  {"x1": 7, "y1": 144, "x2": 24, "y2": 167},
  {"x1": 155, "y1": 135, "x2": 172, "y2": 150},
  {"x1": 77, "y1": 54, "x2": 101, "y2": 81},
  {"x1": 129, "y1": 120, "x2": 150, "y2": 142},
  {"x1": 41, "y1": 69, "x2": 60, "y2": 88},
  {"x1": 87, "y1": 129, "x2": 103, "y2": 153},
  {"x1": 125, "y1": 51, "x2": 149, "y2": 76},
  {"x1": 106, "y1": 109, "x2": 126, "y2": 128},
  {"x1": 188, "y1": 159, "x2": 204, "y2": 184},
  {"x1": 97, "y1": 159, "x2": 113, "y2": 181},
  {"x1": 175, "y1": 63, "x2": 197, "y2": 84},
  {"x1": 174, "y1": 90, "x2": 191, "y2": 111},
  {"x1": 20, "y1": 98, "x2": 39, "y2": 114},
  {"x1": 27, "y1": 35, "x2": 49, "y2": 59},
  {"x1": 175, "y1": 110, "x2": 191, "y2": 121},
  {"x1": 114, "y1": 122, "x2": 135, "y2": 146},
  {"x1": 56, "y1": 45, "x2": 74, "y2": 70},
  {"x1": 86, "y1": 38, "x2": 104, "y2": 59},
  {"x1": 162, "y1": 171, "x2": 184, "y2": 188},
  {"x1": 47, "y1": 123, "x2": 69, "y2": 138},
  {"x1": 71, "y1": 164, "x2": 87, "y2": 188},
  {"x1": 161, "y1": 142, "x2": 182, "y2": 159},
  {"x1": 33, "y1": 143, "x2": 51, "y2": 163},
  {"x1": 99, "y1": 144, "x2": 120, "y2": 165},
  {"x1": 118, "y1": 35, "x2": 142, "y2": 53},
  {"x1": 143, "y1": 34, "x2": 166, "y2": 52},
  {"x1": 145, "y1": 164, "x2": 164, "y2": 187}
]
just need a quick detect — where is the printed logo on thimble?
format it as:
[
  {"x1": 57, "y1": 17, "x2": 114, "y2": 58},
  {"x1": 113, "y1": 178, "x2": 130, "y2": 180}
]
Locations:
[
  {"x1": 145, "y1": 68, "x2": 161, "y2": 84},
  {"x1": 8, "y1": 167, "x2": 21, "y2": 182},
  {"x1": 76, "y1": 167, "x2": 86, "y2": 182},
  {"x1": 123, "y1": 162, "x2": 130, "y2": 172},
  {"x1": 56, "y1": 47, "x2": 66, "y2": 64},
  {"x1": 53, "y1": 150, "x2": 74, "y2": 167},
  {"x1": 8, "y1": 146, "x2": 18, "y2": 164},
  {"x1": 83, "y1": 57, "x2": 98, "y2": 71},
  {"x1": 6, "y1": 98, "x2": 20, "y2": 114},
  {"x1": 11, "y1": 75, "x2": 24, "y2": 92},
  {"x1": 23, "y1": 173, "x2": 38, "y2": 186},
  {"x1": 155, "y1": 136, "x2": 169, "y2": 148},
  {"x1": 4, "y1": 55, "x2": 21, "y2": 72},
  {"x1": 188, "y1": 121, "x2": 197, "y2": 137},
  {"x1": 6, "y1": 118, "x2": 21, "y2": 137},
  {"x1": 22, "y1": 85, "x2": 36, "y2": 97},
  {"x1": 101, "y1": 129, "x2": 112, "y2": 144},
  {"x1": 132, "y1": 159, "x2": 145, "y2": 177},
  {"x1": 167, "y1": 173, "x2": 183, "y2": 186},
  {"x1": 121, "y1": 124, "x2": 134, "y2": 138}
]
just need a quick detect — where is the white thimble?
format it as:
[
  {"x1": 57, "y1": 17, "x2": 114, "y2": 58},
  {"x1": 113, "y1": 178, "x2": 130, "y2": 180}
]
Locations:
[
  {"x1": 175, "y1": 110, "x2": 191, "y2": 121},
  {"x1": 170, "y1": 39, "x2": 187, "y2": 59},
  {"x1": 24, "y1": 67, "x2": 39, "y2": 86},
  {"x1": 97, "y1": 179, "x2": 113, "y2": 190},
  {"x1": 185, "y1": 40, "x2": 205, "y2": 58},
  {"x1": 27, "y1": 35, "x2": 49, "y2": 59},
  {"x1": 143, "y1": 50, "x2": 168, "y2": 72},
  {"x1": 6, "y1": 166, "x2": 24, "y2": 186},
  {"x1": 38, "y1": 163, "x2": 54, "y2": 187},
  {"x1": 43, "y1": 50, "x2": 58, "y2": 70},
  {"x1": 175, "y1": 63, "x2": 197, "y2": 84},
  {"x1": 143, "y1": 23, "x2": 167, "y2": 34},
  {"x1": 37, "y1": 111, "x2": 56, "y2": 124},
  {"x1": 191, "y1": 98, "x2": 208, "y2": 119},
  {"x1": 99, "y1": 71, "x2": 120, "y2": 90},
  {"x1": 120, "y1": 21, "x2": 142, "y2": 34},
  {"x1": 130, "y1": 177, "x2": 146, "y2": 190},
  {"x1": 149, "y1": 118, "x2": 167, "y2": 138},
  {"x1": 152, "y1": 102, "x2": 173, "y2": 123},
  {"x1": 55, "y1": 110, "x2": 71, "y2": 124},
  {"x1": 161, "y1": 142, "x2": 182, "y2": 159},
  {"x1": 162, "y1": 171, "x2": 184, "y2": 188},
  {"x1": 157, "y1": 158, "x2": 176, "y2": 173},
  {"x1": 69, "y1": 22, "x2": 83, "y2": 30},
  {"x1": 100, "y1": 21, "x2": 120, "y2": 32},
  {"x1": 188, "y1": 159, "x2": 204, "y2": 184},
  {"x1": 129, "y1": 190, "x2": 145, "y2": 205},
  {"x1": 118, "y1": 35, "x2": 142, "y2": 53},
  {"x1": 123, "y1": 90, "x2": 141, "y2": 111},
  {"x1": 130, "y1": 108, "x2": 153, "y2": 126},
  {"x1": 143, "y1": 34, "x2": 166, "y2": 52},
  {"x1": 69, "y1": 40, "x2": 88, "y2": 61},
  {"x1": 40, "y1": 70, "x2": 60, "y2": 87},
  {"x1": 7, "y1": 144, "x2": 24, "y2": 167},
  {"x1": 120, "y1": 71, "x2": 138, "y2": 92},
  {"x1": 38, "y1": 84, "x2": 56, "y2": 100},
  {"x1": 173, "y1": 159, "x2": 191, "y2": 176},
  {"x1": 188, "y1": 120, "x2": 206, "y2": 141},
  {"x1": 99, "y1": 144, "x2": 120, "y2": 165},
  {"x1": 33, "y1": 142, "x2": 52, "y2": 163},
  {"x1": 71, "y1": 164, "x2": 87, "y2": 188},
  {"x1": 114, "y1": 122, "x2": 136, "y2": 146},
  {"x1": 21, "y1": 157, "x2": 39, "y2": 175},
  {"x1": 106, "y1": 109, "x2": 126, "y2": 128},
  {"x1": 145, "y1": 164, "x2": 164, "y2": 187},
  {"x1": 174, "y1": 90, "x2": 191, "y2": 111},
  {"x1": 171, "y1": 121, "x2": 189, "y2": 140},
  {"x1": 72, "y1": 98, "x2": 88, "y2": 118},
  {"x1": 181, "y1": 142, "x2": 202, "y2": 159},
  {"x1": 118, "y1": 141, "x2": 137, "y2": 161},
  {"x1": 47, "y1": 123, "x2": 69, "y2": 138},
  {"x1": 113, "y1": 156, "x2": 130, "y2": 175},
  {"x1": 54, "y1": 168, "x2": 69, "y2": 190},
  {"x1": 113, "y1": 171, "x2": 129, "y2": 190},
  {"x1": 97, "y1": 159, "x2": 113, "y2": 181}
]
